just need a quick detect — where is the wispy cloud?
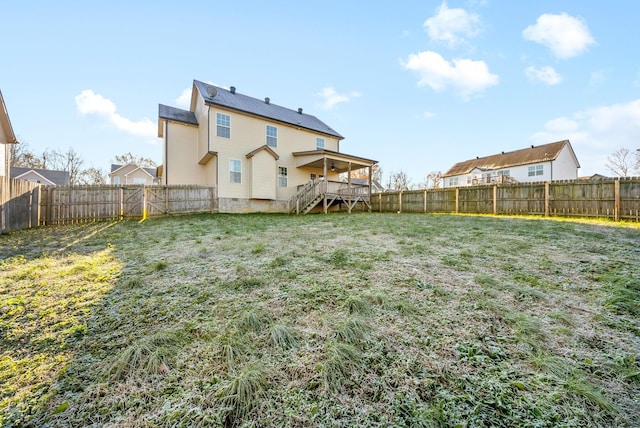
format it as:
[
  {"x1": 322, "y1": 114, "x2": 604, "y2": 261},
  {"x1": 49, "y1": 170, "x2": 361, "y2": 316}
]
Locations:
[
  {"x1": 423, "y1": 1, "x2": 482, "y2": 48},
  {"x1": 525, "y1": 66, "x2": 562, "y2": 85},
  {"x1": 402, "y1": 50, "x2": 498, "y2": 99},
  {"x1": 176, "y1": 88, "x2": 192, "y2": 108},
  {"x1": 531, "y1": 99, "x2": 640, "y2": 174},
  {"x1": 75, "y1": 90, "x2": 156, "y2": 140},
  {"x1": 523, "y1": 13, "x2": 596, "y2": 59},
  {"x1": 316, "y1": 87, "x2": 361, "y2": 110}
]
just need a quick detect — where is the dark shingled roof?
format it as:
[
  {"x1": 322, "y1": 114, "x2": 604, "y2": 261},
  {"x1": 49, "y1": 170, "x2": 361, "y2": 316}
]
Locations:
[
  {"x1": 193, "y1": 80, "x2": 344, "y2": 139},
  {"x1": 443, "y1": 140, "x2": 577, "y2": 177},
  {"x1": 11, "y1": 167, "x2": 70, "y2": 185},
  {"x1": 158, "y1": 104, "x2": 198, "y2": 125}
]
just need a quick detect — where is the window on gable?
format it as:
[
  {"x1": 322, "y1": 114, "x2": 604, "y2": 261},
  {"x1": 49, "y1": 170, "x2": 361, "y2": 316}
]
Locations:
[
  {"x1": 316, "y1": 138, "x2": 325, "y2": 149},
  {"x1": 133, "y1": 177, "x2": 146, "y2": 184},
  {"x1": 266, "y1": 125, "x2": 277, "y2": 147},
  {"x1": 113, "y1": 176, "x2": 120, "y2": 185},
  {"x1": 217, "y1": 113, "x2": 231, "y2": 138},
  {"x1": 278, "y1": 166, "x2": 288, "y2": 187},
  {"x1": 230, "y1": 159, "x2": 241, "y2": 183},
  {"x1": 528, "y1": 165, "x2": 543, "y2": 177}
]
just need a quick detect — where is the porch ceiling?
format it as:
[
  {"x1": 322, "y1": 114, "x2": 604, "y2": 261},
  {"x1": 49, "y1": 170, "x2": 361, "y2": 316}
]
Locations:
[{"x1": 292, "y1": 149, "x2": 377, "y2": 173}]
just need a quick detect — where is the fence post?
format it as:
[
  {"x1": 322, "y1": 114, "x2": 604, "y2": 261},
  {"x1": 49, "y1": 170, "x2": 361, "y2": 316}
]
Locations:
[
  {"x1": 119, "y1": 186, "x2": 124, "y2": 220},
  {"x1": 398, "y1": 191, "x2": 402, "y2": 213},
  {"x1": 614, "y1": 179, "x2": 620, "y2": 221},
  {"x1": 455, "y1": 188, "x2": 459, "y2": 213},
  {"x1": 142, "y1": 186, "x2": 148, "y2": 220},
  {"x1": 544, "y1": 182, "x2": 550, "y2": 217},
  {"x1": 493, "y1": 185, "x2": 497, "y2": 215},
  {"x1": 424, "y1": 190, "x2": 427, "y2": 213}
]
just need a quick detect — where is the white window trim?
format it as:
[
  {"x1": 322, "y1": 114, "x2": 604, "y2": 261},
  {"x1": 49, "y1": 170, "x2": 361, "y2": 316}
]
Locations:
[{"x1": 230, "y1": 159, "x2": 242, "y2": 183}]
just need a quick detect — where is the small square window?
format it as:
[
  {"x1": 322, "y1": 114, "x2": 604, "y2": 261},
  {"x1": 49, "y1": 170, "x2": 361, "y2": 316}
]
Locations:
[{"x1": 316, "y1": 138, "x2": 325, "y2": 149}]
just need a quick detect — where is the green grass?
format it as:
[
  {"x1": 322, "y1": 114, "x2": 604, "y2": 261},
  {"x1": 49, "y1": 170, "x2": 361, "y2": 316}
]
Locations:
[{"x1": 1, "y1": 212, "x2": 639, "y2": 427}]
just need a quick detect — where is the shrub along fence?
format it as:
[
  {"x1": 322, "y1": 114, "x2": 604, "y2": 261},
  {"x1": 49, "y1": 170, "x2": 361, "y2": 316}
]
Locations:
[
  {"x1": 375, "y1": 177, "x2": 640, "y2": 221},
  {"x1": 0, "y1": 184, "x2": 218, "y2": 233}
]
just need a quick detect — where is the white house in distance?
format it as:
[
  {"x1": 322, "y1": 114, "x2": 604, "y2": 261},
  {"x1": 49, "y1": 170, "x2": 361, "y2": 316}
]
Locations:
[
  {"x1": 442, "y1": 140, "x2": 580, "y2": 188},
  {"x1": 157, "y1": 80, "x2": 377, "y2": 213}
]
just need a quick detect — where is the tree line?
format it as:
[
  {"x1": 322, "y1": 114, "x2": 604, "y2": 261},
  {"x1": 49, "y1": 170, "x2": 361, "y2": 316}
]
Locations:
[{"x1": 9, "y1": 142, "x2": 157, "y2": 186}]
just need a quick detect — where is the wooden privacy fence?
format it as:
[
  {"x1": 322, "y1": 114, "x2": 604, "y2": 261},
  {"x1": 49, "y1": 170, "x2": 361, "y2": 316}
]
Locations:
[
  {"x1": 38, "y1": 185, "x2": 218, "y2": 225},
  {"x1": 375, "y1": 177, "x2": 640, "y2": 221},
  {"x1": 0, "y1": 184, "x2": 218, "y2": 232},
  {"x1": 0, "y1": 179, "x2": 41, "y2": 233}
]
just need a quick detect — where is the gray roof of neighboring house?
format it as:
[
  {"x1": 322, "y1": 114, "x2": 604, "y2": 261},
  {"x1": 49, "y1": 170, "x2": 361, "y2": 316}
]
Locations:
[
  {"x1": 10, "y1": 167, "x2": 70, "y2": 185},
  {"x1": 193, "y1": 80, "x2": 344, "y2": 139},
  {"x1": 110, "y1": 164, "x2": 159, "y2": 178},
  {"x1": 158, "y1": 104, "x2": 198, "y2": 125},
  {"x1": 443, "y1": 140, "x2": 578, "y2": 177}
]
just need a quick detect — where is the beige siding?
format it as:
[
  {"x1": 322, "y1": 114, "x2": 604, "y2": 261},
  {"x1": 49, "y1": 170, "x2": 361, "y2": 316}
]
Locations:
[
  {"x1": 250, "y1": 150, "x2": 277, "y2": 199},
  {"x1": 211, "y1": 108, "x2": 340, "y2": 199},
  {"x1": 164, "y1": 122, "x2": 202, "y2": 185}
]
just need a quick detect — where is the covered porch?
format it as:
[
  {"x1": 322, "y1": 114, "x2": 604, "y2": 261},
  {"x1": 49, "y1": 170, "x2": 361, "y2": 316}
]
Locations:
[{"x1": 289, "y1": 149, "x2": 378, "y2": 214}]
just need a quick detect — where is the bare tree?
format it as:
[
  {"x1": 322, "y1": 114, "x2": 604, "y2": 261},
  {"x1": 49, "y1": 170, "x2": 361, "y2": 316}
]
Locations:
[
  {"x1": 113, "y1": 152, "x2": 157, "y2": 168},
  {"x1": 44, "y1": 147, "x2": 85, "y2": 185},
  {"x1": 77, "y1": 167, "x2": 107, "y2": 185},
  {"x1": 386, "y1": 170, "x2": 412, "y2": 191},
  {"x1": 349, "y1": 163, "x2": 383, "y2": 183},
  {"x1": 605, "y1": 148, "x2": 635, "y2": 177},
  {"x1": 425, "y1": 171, "x2": 443, "y2": 188},
  {"x1": 9, "y1": 140, "x2": 44, "y2": 168}
]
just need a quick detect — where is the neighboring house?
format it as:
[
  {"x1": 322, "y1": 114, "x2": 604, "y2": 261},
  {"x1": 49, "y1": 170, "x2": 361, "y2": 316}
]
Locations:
[
  {"x1": 110, "y1": 163, "x2": 160, "y2": 185},
  {"x1": 1, "y1": 90, "x2": 19, "y2": 202},
  {"x1": 348, "y1": 178, "x2": 385, "y2": 193},
  {"x1": 10, "y1": 167, "x2": 70, "y2": 185},
  {"x1": 442, "y1": 140, "x2": 580, "y2": 188},
  {"x1": 157, "y1": 80, "x2": 377, "y2": 213}
]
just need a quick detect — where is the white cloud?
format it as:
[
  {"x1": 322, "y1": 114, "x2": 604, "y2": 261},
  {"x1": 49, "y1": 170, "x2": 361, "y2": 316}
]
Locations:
[
  {"x1": 523, "y1": 13, "x2": 595, "y2": 59},
  {"x1": 316, "y1": 87, "x2": 361, "y2": 110},
  {"x1": 75, "y1": 90, "x2": 157, "y2": 140},
  {"x1": 530, "y1": 99, "x2": 640, "y2": 174},
  {"x1": 424, "y1": 1, "x2": 481, "y2": 48},
  {"x1": 423, "y1": 111, "x2": 435, "y2": 119},
  {"x1": 176, "y1": 88, "x2": 192, "y2": 108},
  {"x1": 402, "y1": 50, "x2": 498, "y2": 99},
  {"x1": 525, "y1": 66, "x2": 562, "y2": 85}
]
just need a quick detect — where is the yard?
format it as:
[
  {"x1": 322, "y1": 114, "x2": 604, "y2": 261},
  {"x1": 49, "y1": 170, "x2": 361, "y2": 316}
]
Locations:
[{"x1": 1, "y1": 213, "x2": 639, "y2": 427}]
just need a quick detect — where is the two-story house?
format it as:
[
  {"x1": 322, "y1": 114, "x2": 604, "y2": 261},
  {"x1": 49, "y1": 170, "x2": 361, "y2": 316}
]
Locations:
[
  {"x1": 442, "y1": 140, "x2": 580, "y2": 188},
  {"x1": 1, "y1": 90, "x2": 19, "y2": 203},
  {"x1": 110, "y1": 164, "x2": 160, "y2": 185},
  {"x1": 158, "y1": 80, "x2": 377, "y2": 213}
]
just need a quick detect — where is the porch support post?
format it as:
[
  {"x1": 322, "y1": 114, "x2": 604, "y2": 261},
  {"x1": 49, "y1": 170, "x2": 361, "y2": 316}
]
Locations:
[
  {"x1": 347, "y1": 162, "x2": 352, "y2": 213},
  {"x1": 323, "y1": 156, "x2": 328, "y2": 214}
]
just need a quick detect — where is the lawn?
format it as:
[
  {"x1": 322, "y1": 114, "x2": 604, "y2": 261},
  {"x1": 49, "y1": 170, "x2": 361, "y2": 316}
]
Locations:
[{"x1": 1, "y1": 213, "x2": 639, "y2": 427}]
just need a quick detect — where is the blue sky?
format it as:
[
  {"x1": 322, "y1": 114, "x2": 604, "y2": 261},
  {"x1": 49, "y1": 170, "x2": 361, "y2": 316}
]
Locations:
[{"x1": 2, "y1": 0, "x2": 639, "y2": 184}]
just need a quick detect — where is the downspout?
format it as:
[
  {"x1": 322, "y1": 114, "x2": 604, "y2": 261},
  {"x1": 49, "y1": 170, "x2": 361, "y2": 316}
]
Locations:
[{"x1": 550, "y1": 161, "x2": 553, "y2": 181}]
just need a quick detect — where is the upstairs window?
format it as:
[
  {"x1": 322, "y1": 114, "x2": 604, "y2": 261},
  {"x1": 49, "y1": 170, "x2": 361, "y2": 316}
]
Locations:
[
  {"x1": 278, "y1": 166, "x2": 288, "y2": 187},
  {"x1": 230, "y1": 160, "x2": 241, "y2": 183},
  {"x1": 449, "y1": 177, "x2": 458, "y2": 187},
  {"x1": 113, "y1": 176, "x2": 120, "y2": 185},
  {"x1": 266, "y1": 125, "x2": 278, "y2": 147},
  {"x1": 316, "y1": 138, "x2": 325, "y2": 149},
  {"x1": 528, "y1": 165, "x2": 543, "y2": 177},
  {"x1": 217, "y1": 113, "x2": 230, "y2": 138},
  {"x1": 133, "y1": 177, "x2": 146, "y2": 184}
]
